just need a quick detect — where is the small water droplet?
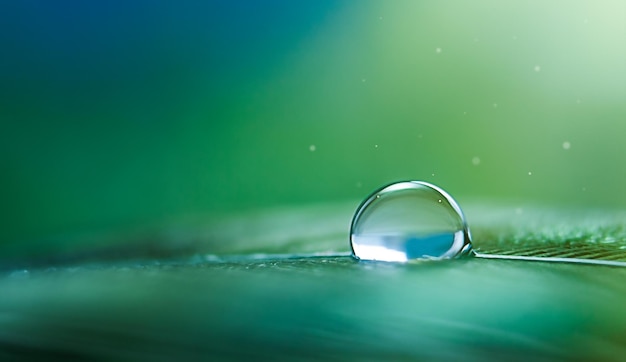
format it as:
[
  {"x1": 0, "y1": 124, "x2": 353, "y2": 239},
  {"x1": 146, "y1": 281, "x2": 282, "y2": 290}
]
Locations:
[
  {"x1": 435, "y1": 47, "x2": 442, "y2": 54},
  {"x1": 515, "y1": 208, "x2": 523, "y2": 215},
  {"x1": 374, "y1": 144, "x2": 379, "y2": 148},
  {"x1": 9, "y1": 270, "x2": 30, "y2": 279},
  {"x1": 309, "y1": 145, "x2": 316, "y2": 152},
  {"x1": 562, "y1": 141, "x2": 571, "y2": 150},
  {"x1": 528, "y1": 171, "x2": 532, "y2": 176},
  {"x1": 350, "y1": 181, "x2": 472, "y2": 262},
  {"x1": 472, "y1": 157, "x2": 481, "y2": 166},
  {"x1": 493, "y1": 103, "x2": 498, "y2": 108},
  {"x1": 534, "y1": 65, "x2": 541, "y2": 72},
  {"x1": 362, "y1": 78, "x2": 366, "y2": 82},
  {"x1": 601, "y1": 237, "x2": 616, "y2": 244}
]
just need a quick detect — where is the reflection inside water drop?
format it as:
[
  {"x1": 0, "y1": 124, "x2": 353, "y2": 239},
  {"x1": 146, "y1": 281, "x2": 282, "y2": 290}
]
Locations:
[{"x1": 350, "y1": 181, "x2": 472, "y2": 262}]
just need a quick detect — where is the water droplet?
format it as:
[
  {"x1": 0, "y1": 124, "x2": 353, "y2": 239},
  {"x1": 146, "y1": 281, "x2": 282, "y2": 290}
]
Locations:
[
  {"x1": 472, "y1": 157, "x2": 481, "y2": 166},
  {"x1": 309, "y1": 144, "x2": 316, "y2": 152},
  {"x1": 528, "y1": 171, "x2": 532, "y2": 176},
  {"x1": 9, "y1": 270, "x2": 30, "y2": 279},
  {"x1": 350, "y1": 181, "x2": 472, "y2": 262},
  {"x1": 493, "y1": 103, "x2": 498, "y2": 108},
  {"x1": 435, "y1": 47, "x2": 442, "y2": 54},
  {"x1": 562, "y1": 141, "x2": 571, "y2": 150},
  {"x1": 374, "y1": 144, "x2": 379, "y2": 148},
  {"x1": 534, "y1": 65, "x2": 541, "y2": 72}
]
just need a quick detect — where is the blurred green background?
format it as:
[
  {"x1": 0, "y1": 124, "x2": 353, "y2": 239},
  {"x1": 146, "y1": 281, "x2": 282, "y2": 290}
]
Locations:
[{"x1": 1, "y1": 0, "x2": 625, "y2": 259}]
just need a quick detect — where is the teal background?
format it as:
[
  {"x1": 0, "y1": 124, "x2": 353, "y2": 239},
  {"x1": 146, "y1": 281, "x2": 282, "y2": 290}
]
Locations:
[
  {"x1": 2, "y1": 3, "x2": 626, "y2": 360},
  {"x1": 1, "y1": 1, "x2": 625, "y2": 257}
]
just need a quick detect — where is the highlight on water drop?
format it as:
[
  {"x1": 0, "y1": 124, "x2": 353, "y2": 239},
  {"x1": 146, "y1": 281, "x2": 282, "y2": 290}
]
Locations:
[{"x1": 350, "y1": 181, "x2": 473, "y2": 262}]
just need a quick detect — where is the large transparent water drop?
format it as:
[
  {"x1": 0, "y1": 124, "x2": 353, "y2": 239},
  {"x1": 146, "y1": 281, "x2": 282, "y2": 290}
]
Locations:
[{"x1": 350, "y1": 181, "x2": 473, "y2": 262}]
